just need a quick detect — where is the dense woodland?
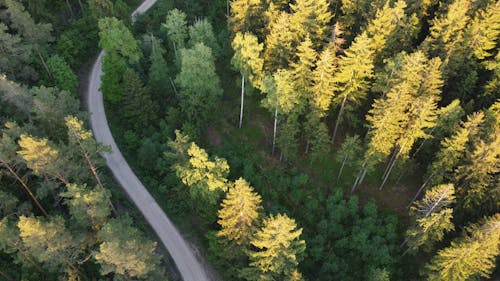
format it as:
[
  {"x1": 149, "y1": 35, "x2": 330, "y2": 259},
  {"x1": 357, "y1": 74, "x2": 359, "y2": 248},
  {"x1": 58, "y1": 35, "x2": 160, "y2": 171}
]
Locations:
[{"x1": 0, "y1": 0, "x2": 499, "y2": 280}]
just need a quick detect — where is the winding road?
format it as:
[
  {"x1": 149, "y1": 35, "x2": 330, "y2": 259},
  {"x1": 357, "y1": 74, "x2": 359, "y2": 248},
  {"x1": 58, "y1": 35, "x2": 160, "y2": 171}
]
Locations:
[{"x1": 86, "y1": 1, "x2": 212, "y2": 280}]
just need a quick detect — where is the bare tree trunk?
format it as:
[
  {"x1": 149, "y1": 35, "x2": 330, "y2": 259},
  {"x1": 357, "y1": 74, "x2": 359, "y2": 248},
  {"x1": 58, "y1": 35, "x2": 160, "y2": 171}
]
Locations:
[
  {"x1": 37, "y1": 51, "x2": 52, "y2": 80},
  {"x1": 65, "y1": 0, "x2": 74, "y2": 17},
  {"x1": 239, "y1": 74, "x2": 245, "y2": 128},
  {"x1": 0, "y1": 160, "x2": 48, "y2": 216},
  {"x1": 338, "y1": 154, "x2": 348, "y2": 179},
  {"x1": 77, "y1": 0, "x2": 84, "y2": 14},
  {"x1": 226, "y1": 0, "x2": 230, "y2": 16},
  {"x1": 382, "y1": 148, "x2": 399, "y2": 180},
  {"x1": 0, "y1": 269, "x2": 14, "y2": 281},
  {"x1": 406, "y1": 172, "x2": 435, "y2": 209},
  {"x1": 272, "y1": 108, "x2": 278, "y2": 155},
  {"x1": 379, "y1": 150, "x2": 400, "y2": 190},
  {"x1": 331, "y1": 94, "x2": 348, "y2": 144},
  {"x1": 169, "y1": 77, "x2": 178, "y2": 96},
  {"x1": 351, "y1": 159, "x2": 367, "y2": 193}
]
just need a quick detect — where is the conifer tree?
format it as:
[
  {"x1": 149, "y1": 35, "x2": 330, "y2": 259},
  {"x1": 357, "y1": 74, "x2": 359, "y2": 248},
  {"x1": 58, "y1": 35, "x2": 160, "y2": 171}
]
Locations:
[
  {"x1": 468, "y1": 1, "x2": 500, "y2": 60},
  {"x1": 95, "y1": 216, "x2": 164, "y2": 279},
  {"x1": 88, "y1": 0, "x2": 113, "y2": 19},
  {"x1": 217, "y1": 178, "x2": 262, "y2": 246},
  {"x1": 426, "y1": 213, "x2": 500, "y2": 281},
  {"x1": 45, "y1": 55, "x2": 77, "y2": 94},
  {"x1": 305, "y1": 112, "x2": 331, "y2": 163},
  {"x1": 60, "y1": 184, "x2": 111, "y2": 231},
  {"x1": 188, "y1": 18, "x2": 220, "y2": 58},
  {"x1": 290, "y1": 37, "x2": 317, "y2": 104},
  {"x1": 229, "y1": 0, "x2": 266, "y2": 36},
  {"x1": 240, "y1": 214, "x2": 306, "y2": 281},
  {"x1": 98, "y1": 17, "x2": 141, "y2": 64},
  {"x1": 311, "y1": 46, "x2": 337, "y2": 114},
  {"x1": 277, "y1": 112, "x2": 301, "y2": 160},
  {"x1": 331, "y1": 32, "x2": 375, "y2": 142},
  {"x1": 122, "y1": 68, "x2": 158, "y2": 130},
  {"x1": 100, "y1": 52, "x2": 127, "y2": 103},
  {"x1": 263, "y1": 12, "x2": 295, "y2": 71},
  {"x1": 406, "y1": 184, "x2": 455, "y2": 253},
  {"x1": 231, "y1": 32, "x2": 264, "y2": 128},
  {"x1": 289, "y1": 0, "x2": 332, "y2": 45},
  {"x1": 162, "y1": 8, "x2": 187, "y2": 54},
  {"x1": 335, "y1": 135, "x2": 362, "y2": 180},
  {"x1": 145, "y1": 35, "x2": 170, "y2": 102}
]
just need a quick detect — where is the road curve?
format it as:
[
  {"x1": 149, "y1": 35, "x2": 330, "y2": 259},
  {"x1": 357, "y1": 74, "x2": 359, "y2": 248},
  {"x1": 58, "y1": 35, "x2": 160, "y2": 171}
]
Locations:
[{"x1": 86, "y1": 2, "x2": 211, "y2": 281}]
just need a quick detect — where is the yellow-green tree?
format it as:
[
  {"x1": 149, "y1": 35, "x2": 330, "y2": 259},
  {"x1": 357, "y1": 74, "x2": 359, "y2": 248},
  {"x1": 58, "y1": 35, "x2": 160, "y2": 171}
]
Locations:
[
  {"x1": 240, "y1": 214, "x2": 306, "y2": 281},
  {"x1": 229, "y1": 0, "x2": 266, "y2": 36},
  {"x1": 426, "y1": 213, "x2": 500, "y2": 281},
  {"x1": 289, "y1": 0, "x2": 332, "y2": 45},
  {"x1": 217, "y1": 178, "x2": 262, "y2": 246},
  {"x1": 311, "y1": 46, "x2": 337, "y2": 114},
  {"x1": 405, "y1": 184, "x2": 455, "y2": 253},
  {"x1": 468, "y1": 1, "x2": 500, "y2": 60},
  {"x1": 290, "y1": 37, "x2": 317, "y2": 105},
  {"x1": 231, "y1": 32, "x2": 264, "y2": 128},
  {"x1": 263, "y1": 12, "x2": 295, "y2": 71}
]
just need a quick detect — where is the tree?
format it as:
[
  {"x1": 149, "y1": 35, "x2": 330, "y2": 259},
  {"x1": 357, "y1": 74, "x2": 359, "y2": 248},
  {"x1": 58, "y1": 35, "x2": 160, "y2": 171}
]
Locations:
[
  {"x1": 231, "y1": 32, "x2": 264, "y2": 128},
  {"x1": 88, "y1": 0, "x2": 113, "y2": 19},
  {"x1": 240, "y1": 214, "x2": 306, "y2": 281},
  {"x1": 426, "y1": 213, "x2": 500, "y2": 281},
  {"x1": 289, "y1": 0, "x2": 332, "y2": 45},
  {"x1": 331, "y1": 32, "x2": 374, "y2": 142},
  {"x1": 468, "y1": 1, "x2": 500, "y2": 60},
  {"x1": 95, "y1": 216, "x2": 164, "y2": 279},
  {"x1": 45, "y1": 55, "x2": 77, "y2": 94},
  {"x1": 217, "y1": 178, "x2": 262, "y2": 246},
  {"x1": 304, "y1": 111, "x2": 331, "y2": 163},
  {"x1": 17, "y1": 134, "x2": 68, "y2": 184},
  {"x1": 406, "y1": 184, "x2": 455, "y2": 253},
  {"x1": 146, "y1": 35, "x2": 170, "y2": 102},
  {"x1": 228, "y1": 0, "x2": 266, "y2": 35},
  {"x1": 100, "y1": 52, "x2": 127, "y2": 103},
  {"x1": 121, "y1": 68, "x2": 158, "y2": 130},
  {"x1": 263, "y1": 12, "x2": 295, "y2": 71},
  {"x1": 61, "y1": 184, "x2": 111, "y2": 230},
  {"x1": 290, "y1": 37, "x2": 317, "y2": 105},
  {"x1": 162, "y1": 8, "x2": 187, "y2": 54},
  {"x1": 0, "y1": 23, "x2": 36, "y2": 82},
  {"x1": 176, "y1": 43, "x2": 222, "y2": 130},
  {"x1": 17, "y1": 216, "x2": 80, "y2": 271},
  {"x1": 311, "y1": 46, "x2": 337, "y2": 114},
  {"x1": 335, "y1": 135, "x2": 362, "y2": 180},
  {"x1": 188, "y1": 18, "x2": 220, "y2": 58},
  {"x1": 98, "y1": 17, "x2": 141, "y2": 64}
]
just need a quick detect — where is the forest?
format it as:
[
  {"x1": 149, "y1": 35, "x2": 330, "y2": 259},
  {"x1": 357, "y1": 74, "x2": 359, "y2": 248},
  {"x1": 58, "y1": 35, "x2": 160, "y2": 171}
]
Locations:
[{"x1": 0, "y1": 0, "x2": 499, "y2": 280}]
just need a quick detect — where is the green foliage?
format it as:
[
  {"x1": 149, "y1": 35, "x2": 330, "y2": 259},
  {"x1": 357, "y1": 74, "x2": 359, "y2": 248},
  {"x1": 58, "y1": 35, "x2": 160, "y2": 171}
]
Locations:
[
  {"x1": 175, "y1": 43, "x2": 222, "y2": 130},
  {"x1": 45, "y1": 55, "x2": 78, "y2": 94},
  {"x1": 101, "y1": 52, "x2": 127, "y2": 103},
  {"x1": 188, "y1": 18, "x2": 220, "y2": 58},
  {"x1": 88, "y1": 0, "x2": 114, "y2": 19},
  {"x1": 96, "y1": 216, "x2": 164, "y2": 279},
  {"x1": 162, "y1": 8, "x2": 188, "y2": 52},
  {"x1": 231, "y1": 32, "x2": 264, "y2": 87},
  {"x1": 98, "y1": 17, "x2": 141, "y2": 63}
]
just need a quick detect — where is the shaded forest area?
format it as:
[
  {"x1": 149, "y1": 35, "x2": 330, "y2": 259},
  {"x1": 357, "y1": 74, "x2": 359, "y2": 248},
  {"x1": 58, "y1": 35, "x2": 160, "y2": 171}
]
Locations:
[{"x1": 1, "y1": 0, "x2": 499, "y2": 281}]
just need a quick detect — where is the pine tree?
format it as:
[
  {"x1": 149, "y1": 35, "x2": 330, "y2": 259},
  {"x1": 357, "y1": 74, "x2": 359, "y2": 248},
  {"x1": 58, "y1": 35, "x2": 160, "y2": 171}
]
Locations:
[
  {"x1": 426, "y1": 213, "x2": 500, "y2": 281},
  {"x1": 277, "y1": 112, "x2": 301, "y2": 160},
  {"x1": 0, "y1": 23, "x2": 36, "y2": 82},
  {"x1": 406, "y1": 184, "x2": 455, "y2": 253},
  {"x1": 121, "y1": 68, "x2": 158, "y2": 130},
  {"x1": 176, "y1": 43, "x2": 222, "y2": 130},
  {"x1": 304, "y1": 111, "x2": 331, "y2": 163},
  {"x1": 45, "y1": 55, "x2": 77, "y2": 94},
  {"x1": 240, "y1": 214, "x2": 306, "y2": 281},
  {"x1": 95, "y1": 216, "x2": 164, "y2": 279},
  {"x1": 331, "y1": 32, "x2": 375, "y2": 142},
  {"x1": 146, "y1": 35, "x2": 170, "y2": 102},
  {"x1": 289, "y1": 0, "x2": 332, "y2": 45},
  {"x1": 468, "y1": 1, "x2": 500, "y2": 60},
  {"x1": 60, "y1": 184, "x2": 111, "y2": 230},
  {"x1": 88, "y1": 0, "x2": 113, "y2": 19},
  {"x1": 231, "y1": 32, "x2": 264, "y2": 128},
  {"x1": 100, "y1": 52, "x2": 127, "y2": 103},
  {"x1": 217, "y1": 178, "x2": 262, "y2": 246},
  {"x1": 188, "y1": 18, "x2": 220, "y2": 58},
  {"x1": 290, "y1": 37, "x2": 317, "y2": 104},
  {"x1": 162, "y1": 8, "x2": 187, "y2": 54}
]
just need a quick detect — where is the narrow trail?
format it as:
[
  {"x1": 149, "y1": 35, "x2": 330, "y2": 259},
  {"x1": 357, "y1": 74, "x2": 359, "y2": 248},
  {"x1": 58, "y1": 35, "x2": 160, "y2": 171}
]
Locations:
[{"x1": 86, "y1": 1, "x2": 212, "y2": 280}]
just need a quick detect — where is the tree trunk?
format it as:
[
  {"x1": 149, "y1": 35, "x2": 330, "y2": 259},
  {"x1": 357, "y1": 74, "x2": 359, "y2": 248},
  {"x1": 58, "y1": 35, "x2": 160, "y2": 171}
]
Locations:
[
  {"x1": 65, "y1": 0, "x2": 74, "y2": 17},
  {"x1": 37, "y1": 51, "x2": 52, "y2": 80},
  {"x1": 169, "y1": 77, "x2": 178, "y2": 96},
  {"x1": 272, "y1": 108, "x2": 278, "y2": 155},
  {"x1": 77, "y1": 0, "x2": 84, "y2": 14},
  {"x1": 226, "y1": 0, "x2": 230, "y2": 16},
  {"x1": 406, "y1": 172, "x2": 435, "y2": 209},
  {"x1": 338, "y1": 154, "x2": 348, "y2": 179},
  {"x1": 382, "y1": 148, "x2": 399, "y2": 180},
  {"x1": 239, "y1": 74, "x2": 245, "y2": 128},
  {"x1": 379, "y1": 149, "x2": 400, "y2": 190},
  {"x1": 331, "y1": 94, "x2": 348, "y2": 144},
  {"x1": 0, "y1": 269, "x2": 14, "y2": 281},
  {"x1": 0, "y1": 160, "x2": 48, "y2": 216}
]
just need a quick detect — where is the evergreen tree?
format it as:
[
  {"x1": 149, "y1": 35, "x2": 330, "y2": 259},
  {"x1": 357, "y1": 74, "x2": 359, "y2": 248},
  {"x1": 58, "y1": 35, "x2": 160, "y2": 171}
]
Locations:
[
  {"x1": 468, "y1": 1, "x2": 500, "y2": 60},
  {"x1": 188, "y1": 18, "x2": 220, "y2": 58},
  {"x1": 306, "y1": 112, "x2": 331, "y2": 163},
  {"x1": 176, "y1": 43, "x2": 222, "y2": 130},
  {"x1": 162, "y1": 8, "x2": 188, "y2": 54},
  {"x1": 146, "y1": 35, "x2": 170, "y2": 102},
  {"x1": 95, "y1": 216, "x2": 164, "y2": 279},
  {"x1": 277, "y1": 112, "x2": 301, "y2": 160},
  {"x1": 426, "y1": 213, "x2": 500, "y2": 281},
  {"x1": 335, "y1": 135, "x2": 362, "y2": 180},
  {"x1": 100, "y1": 52, "x2": 127, "y2": 103},
  {"x1": 331, "y1": 32, "x2": 374, "y2": 142},
  {"x1": 88, "y1": 0, "x2": 113, "y2": 19},
  {"x1": 229, "y1": 0, "x2": 266, "y2": 35},
  {"x1": 263, "y1": 12, "x2": 295, "y2": 71},
  {"x1": 290, "y1": 37, "x2": 317, "y2": 104},
  {"x1": 121, "y1": 68, "x2": 158, "y2": 130},
  {"x1": 406, "y1": 184, "x2": 455, "y2": 253},
  {"x1": 231, "y1": 32, "x2": 264, "y2": 128},
  {"x1": 241, "y1": 214, "x2": 306, "y2": 281},
  {"x1": 45, "y1": 55, "x2": 77, "y2": 94},
  {"x1": 0, "y1": 23, "x2": 36, "y2": 82},
  {"x1": 289, "y1": 0, "x2": 332, "y2": 45},
  {"x1": 311, "y1": 46, "x2": 337, "y2": 114},
  {"x1": 217, "y1": 178, "x2": 262, "y2": 246}
]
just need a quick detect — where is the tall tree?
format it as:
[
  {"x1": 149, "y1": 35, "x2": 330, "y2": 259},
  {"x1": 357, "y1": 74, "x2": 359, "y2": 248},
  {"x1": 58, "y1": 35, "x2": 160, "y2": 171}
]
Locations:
[
  {"x1": 405, "y1": 184, "x2": 455, "y2": 253},
  {"x1": 146, "y1": 35, "x2": 171, "y2": 102},
  {"x1": 263, "y1": 12, "x2": 295, "y2": 71},
  {"x1": 240, "y1": 214, "x2": 306, "y2": 281},
  {"x1": 311, "y1": 46, "x2": 337, "y2": 114},
  {"x1": 100, "y1": 52, "x2": 127, "y2": 103},
  {"x1": 162, "y1": 8, "x2": 188, "y2": 54},
  {"x1": 188, "y1": 18, "x2": 220, "y2": 58},
  {"x1": 228, "y1": 0, "x2": 266, "y2": 36},
  {"x1": 95, "y1": 216, "x2": 164, "y2": 279},
  {"x1": 45, "y1": 55, "x2": 78, "y2": 94},
  {"x1": 217, "y1": 178, "x2": 262, "y2": 246},
  {"x1": 87, "y1": 0, "x2": 113, "y2": 19},
  {"x1": 289, "y1": 0, "x2": 332, "y2": 45},
  {"x1": 468, "y1": 1, "x2": 500, "y2": 60},
  {"x1": 231, "y1": 32, "x2": 264, "y2": 128},
  {"x1": 0, "y1": 23, "x2": 37, "y2": 82},
  {"x1": 176, "y1": 43, "x2": 222, "y2": 130},
  {"x1": 98, "y1": 17, "x2": 141, "y2": 64},
  {"x1": 331, "y1": 32, "x2": 375, "y2": 142},
  {"x1": 335, "y1": 135, "x2": 362, "y2": 180},
  {"x1": 426, "y1": 213, "x2": 500, "y2": 281},
  {"x1": 121, "y1": 68, "x2": 158, "y2": 130}
]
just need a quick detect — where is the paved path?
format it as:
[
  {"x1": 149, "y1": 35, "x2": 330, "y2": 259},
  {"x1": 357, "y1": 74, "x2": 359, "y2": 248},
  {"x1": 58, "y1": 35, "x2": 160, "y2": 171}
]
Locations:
[{"x1": 86, "y1": 2, "x2": 211, "y2": 280}]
